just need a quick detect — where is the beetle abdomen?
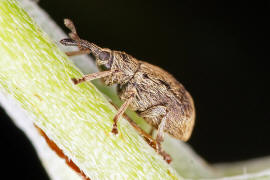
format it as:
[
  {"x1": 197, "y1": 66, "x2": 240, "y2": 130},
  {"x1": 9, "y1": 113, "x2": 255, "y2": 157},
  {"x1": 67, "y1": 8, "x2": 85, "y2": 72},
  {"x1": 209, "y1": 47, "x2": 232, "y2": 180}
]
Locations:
[
  {"x1": 165, "y1": 92, "x2": 195, "y2": 141},
  {"x1": 118, "y1": 61, "x2": 195, "y2": 141}
]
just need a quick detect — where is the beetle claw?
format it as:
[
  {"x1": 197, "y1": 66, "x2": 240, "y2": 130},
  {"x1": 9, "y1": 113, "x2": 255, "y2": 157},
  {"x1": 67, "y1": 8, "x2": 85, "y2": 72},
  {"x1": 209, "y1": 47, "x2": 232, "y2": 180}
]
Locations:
[
  {"x1": 71, "y1": 78, "x2": 79, "y2": 85},
  {"x1": 111, "y1": 124, "x2": 118, "y2": 135}
]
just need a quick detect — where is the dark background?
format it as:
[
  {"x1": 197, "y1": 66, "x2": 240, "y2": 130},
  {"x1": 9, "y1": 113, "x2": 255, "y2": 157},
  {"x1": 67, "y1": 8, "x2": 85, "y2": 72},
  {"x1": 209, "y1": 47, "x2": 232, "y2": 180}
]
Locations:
[{"x1": 0, "y1": 0, "x2": 269, "y2": 179}]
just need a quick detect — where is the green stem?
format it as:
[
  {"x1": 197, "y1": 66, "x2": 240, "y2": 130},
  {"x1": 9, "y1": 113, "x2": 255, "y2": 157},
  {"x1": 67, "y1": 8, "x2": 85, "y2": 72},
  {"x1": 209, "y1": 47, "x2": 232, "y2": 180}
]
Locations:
[{"x1": 0, "y1": 0, "x2": 180, "y2": 179}]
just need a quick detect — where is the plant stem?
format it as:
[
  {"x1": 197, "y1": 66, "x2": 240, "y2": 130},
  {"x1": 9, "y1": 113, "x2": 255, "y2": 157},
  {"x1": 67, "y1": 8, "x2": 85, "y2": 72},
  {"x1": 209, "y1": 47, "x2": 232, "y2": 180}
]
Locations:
[{"x1": 0, "y1": 0, "x2": 181, "y2": 179}]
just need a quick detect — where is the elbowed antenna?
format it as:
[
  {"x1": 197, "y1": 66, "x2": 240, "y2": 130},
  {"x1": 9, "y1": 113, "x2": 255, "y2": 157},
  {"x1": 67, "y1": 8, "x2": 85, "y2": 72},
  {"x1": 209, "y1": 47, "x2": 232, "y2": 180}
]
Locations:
[{"x1": 61, "y1": 18, "x2": 103, "y2": 57}]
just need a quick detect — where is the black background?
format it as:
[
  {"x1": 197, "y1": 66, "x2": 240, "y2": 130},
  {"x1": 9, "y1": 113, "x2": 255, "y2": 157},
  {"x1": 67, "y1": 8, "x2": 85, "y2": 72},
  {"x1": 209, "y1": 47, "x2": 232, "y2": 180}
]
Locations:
[{"x1": 0, "y1": 0, "x2": 269, "y2": 179}]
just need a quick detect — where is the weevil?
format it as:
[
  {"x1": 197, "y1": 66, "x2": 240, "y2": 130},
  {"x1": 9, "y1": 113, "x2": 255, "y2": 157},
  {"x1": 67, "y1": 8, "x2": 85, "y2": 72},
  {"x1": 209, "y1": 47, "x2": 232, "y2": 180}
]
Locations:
[{"x1": 60, "y1": 19, "x2": 195, "y2": 162}]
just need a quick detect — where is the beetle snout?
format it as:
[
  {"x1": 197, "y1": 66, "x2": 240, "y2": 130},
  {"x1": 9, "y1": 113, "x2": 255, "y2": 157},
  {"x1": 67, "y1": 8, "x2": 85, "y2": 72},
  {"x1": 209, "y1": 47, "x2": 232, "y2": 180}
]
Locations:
[{"x1": 60, "y1": 38, "x2": 77, "y2": 46}]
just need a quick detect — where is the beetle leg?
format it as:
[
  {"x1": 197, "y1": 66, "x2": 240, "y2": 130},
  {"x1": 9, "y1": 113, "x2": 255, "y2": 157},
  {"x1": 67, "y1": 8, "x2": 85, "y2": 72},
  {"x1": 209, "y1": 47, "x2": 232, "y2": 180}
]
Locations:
[
  {"x1": 111, "y1": 89, "x2": 136, "y2": 134},
  {"x1": 65, "y1": 49, "x2": 91, "y2": 57},
  {"x1": 156, "y1": 113, "x2": 167, "y2": 152},
  {"x1": 155, "y1": 112, "x2": 172, "y2": 163},
  {"x1": 109, "y1": 102, "x2": 156, "y2": 146},
  {"x1": 139, "y1": 106, "x2": 172, "y2": 162},
  {"x1": 109, "y1": 102, "x2": 158, "y2": 150},
  {"x1": 149, "y1": 126, "x2": 155, "y2": 137},
  {"x1": 71, "y1": 70, "x2": 117, "y2": 85}
]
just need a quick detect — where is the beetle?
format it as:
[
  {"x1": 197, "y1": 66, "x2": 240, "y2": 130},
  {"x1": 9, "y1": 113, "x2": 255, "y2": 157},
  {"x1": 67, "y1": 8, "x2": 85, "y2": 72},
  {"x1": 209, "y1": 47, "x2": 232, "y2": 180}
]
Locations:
[{"x1": 60, "y1": 19, "x2": 195, "y2": 162}]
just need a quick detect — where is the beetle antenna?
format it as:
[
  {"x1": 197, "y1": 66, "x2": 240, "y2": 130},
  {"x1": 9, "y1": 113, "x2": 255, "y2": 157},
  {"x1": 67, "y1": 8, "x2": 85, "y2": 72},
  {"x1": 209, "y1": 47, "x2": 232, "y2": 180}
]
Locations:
[{"x1": 60, "y1": 19, "x2": 103, "y2": 57}]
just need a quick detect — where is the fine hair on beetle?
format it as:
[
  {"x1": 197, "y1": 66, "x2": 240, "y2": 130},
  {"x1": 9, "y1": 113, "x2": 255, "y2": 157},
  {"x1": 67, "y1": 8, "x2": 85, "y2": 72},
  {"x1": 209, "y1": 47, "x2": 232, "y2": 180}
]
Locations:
[{"x1": 60, "y1": 18, "x2": 195, "y2": 163}]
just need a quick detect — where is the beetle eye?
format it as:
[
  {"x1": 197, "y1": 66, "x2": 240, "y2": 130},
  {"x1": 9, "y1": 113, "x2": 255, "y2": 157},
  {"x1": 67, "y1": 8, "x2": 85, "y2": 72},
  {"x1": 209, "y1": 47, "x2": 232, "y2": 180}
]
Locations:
[{"x1": 99, "y1": 51, "x2": 110, "y2": 61}]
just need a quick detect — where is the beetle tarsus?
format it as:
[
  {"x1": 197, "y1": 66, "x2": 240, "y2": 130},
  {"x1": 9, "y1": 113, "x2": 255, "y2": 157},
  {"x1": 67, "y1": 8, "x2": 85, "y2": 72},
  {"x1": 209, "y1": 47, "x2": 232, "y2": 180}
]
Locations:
[
  {"x1": 71, "y1": 78, "x2": 80, "y2": 85},
  {"x1": 111, "y1": 123, "x2": 118, "y2": 135},
  {"x1": 160, "y1": 149, "x2": 172, "y2": 164}
]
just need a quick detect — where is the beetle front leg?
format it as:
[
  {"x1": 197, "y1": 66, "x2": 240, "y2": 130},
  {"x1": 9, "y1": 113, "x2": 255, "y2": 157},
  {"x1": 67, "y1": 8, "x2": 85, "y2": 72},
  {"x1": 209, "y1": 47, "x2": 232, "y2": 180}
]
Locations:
[
  {"x1": 111, "y1": 89, "x2": 136, "y2": 134},
  {"x1": 65, "y1": 49, "x2": 91, "y2": 57},
  {"x1": 71, "y1": 70, "x2": 117, "y2": 85}
]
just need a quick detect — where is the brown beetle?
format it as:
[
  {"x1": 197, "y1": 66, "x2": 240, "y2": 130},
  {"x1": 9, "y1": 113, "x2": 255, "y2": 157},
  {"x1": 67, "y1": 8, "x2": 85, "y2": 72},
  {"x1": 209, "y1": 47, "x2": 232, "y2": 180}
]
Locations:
[{"x1": 60, "y1": 19, "x2": 195, "y2": 162}]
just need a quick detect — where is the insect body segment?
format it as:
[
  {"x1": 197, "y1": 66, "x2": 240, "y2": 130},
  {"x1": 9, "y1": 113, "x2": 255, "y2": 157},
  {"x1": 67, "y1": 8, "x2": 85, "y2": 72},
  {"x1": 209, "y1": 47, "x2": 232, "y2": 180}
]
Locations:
[{"x1": 60, "y1": 19, "x2": 195, "y2": 163}]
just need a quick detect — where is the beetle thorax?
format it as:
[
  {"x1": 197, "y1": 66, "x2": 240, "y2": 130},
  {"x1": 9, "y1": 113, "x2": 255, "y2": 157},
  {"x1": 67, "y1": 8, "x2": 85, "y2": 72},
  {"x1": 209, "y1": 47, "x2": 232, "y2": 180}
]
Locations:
[{"x1": 100, "y1": 51, "x2": 140, "y2": 86}]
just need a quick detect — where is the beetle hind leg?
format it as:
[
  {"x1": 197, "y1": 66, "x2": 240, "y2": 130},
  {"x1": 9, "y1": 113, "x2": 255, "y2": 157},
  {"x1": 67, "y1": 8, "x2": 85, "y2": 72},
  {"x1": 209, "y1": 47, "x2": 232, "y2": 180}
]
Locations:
[
  {"x1": 139, "y1": 106, "x2": 172, "y2": 163},
  {"x1": 156, "y1": 112, "x2": 172, "y2": 163}
]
